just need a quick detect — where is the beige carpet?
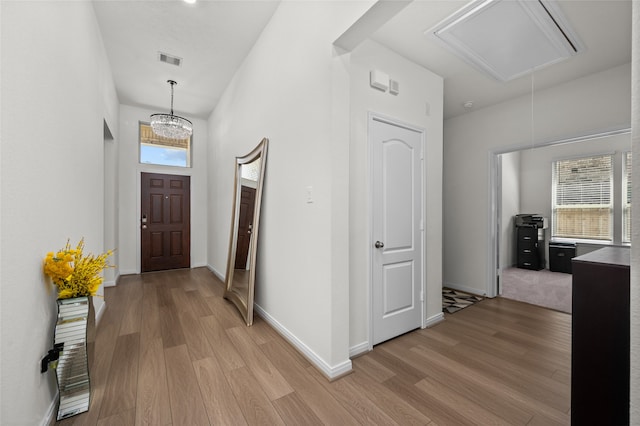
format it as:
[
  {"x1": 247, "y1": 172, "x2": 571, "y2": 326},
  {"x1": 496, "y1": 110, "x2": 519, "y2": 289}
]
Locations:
[{"x1": 500, "y1": 267, "x2": 572, "y2": 314}]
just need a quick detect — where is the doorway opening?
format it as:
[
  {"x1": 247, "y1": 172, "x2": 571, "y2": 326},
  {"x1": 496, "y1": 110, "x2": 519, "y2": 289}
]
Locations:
[{"x1": 488, "y1": 128, "x2": 631, "y2": 303}]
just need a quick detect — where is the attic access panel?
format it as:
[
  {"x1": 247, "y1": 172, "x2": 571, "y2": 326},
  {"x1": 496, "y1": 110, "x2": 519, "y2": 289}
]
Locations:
[{"x1": 427, "y1": 0, "x2": 585, "y2": 82}]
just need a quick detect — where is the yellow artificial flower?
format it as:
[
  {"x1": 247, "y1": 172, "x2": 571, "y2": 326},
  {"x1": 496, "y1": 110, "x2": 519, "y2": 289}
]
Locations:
[{"x1": 43, "y1": 238, "x2": 114, "y2": 299}]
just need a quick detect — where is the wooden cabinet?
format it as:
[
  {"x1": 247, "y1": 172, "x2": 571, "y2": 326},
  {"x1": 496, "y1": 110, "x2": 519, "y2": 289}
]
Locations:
[{"x1": 571, "y1": 247, "x2": 630, "y2": 425}]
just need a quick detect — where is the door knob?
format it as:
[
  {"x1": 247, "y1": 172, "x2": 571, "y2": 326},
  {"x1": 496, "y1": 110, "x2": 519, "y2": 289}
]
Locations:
[{"x1": 375, "y1": 241, "x2": 384, "y2": 249}]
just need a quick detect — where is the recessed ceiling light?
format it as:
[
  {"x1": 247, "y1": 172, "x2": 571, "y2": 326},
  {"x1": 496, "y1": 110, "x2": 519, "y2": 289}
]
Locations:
[
  {"x1": 184, "y1": 0, "x2": 196, "y2": 4},
  {"x1": 426, "y1": 0, "x2": 585, "y2": 82}
]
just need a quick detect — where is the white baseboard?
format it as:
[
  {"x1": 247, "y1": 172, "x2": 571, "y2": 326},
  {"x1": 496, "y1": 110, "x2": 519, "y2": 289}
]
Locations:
[
  {"x1": 118, "y1": 269, "x2": 138, "y2": 276},
  {"x1": 207, "y1": 264, "x2": 225, "y2": 282},
  {"x1": 191, "y1": 262, "x2": 207, "y2": 268},
  {"x1": 349, "y1": 341, "x2": 371, "y2": 358},
  {"x1": 425, "y1": 312, "x2": 445, "y2": 328},
  {"x1": 95, "y1": 299, "x2": 107, "y2": 326},
  {"x1": 443, "y1": 281, "x2": 486, "y2": 296},
  {"x1": 103, "y1": 279, "x2": 117, "y2": 288},
  {"x1": 254, "y1": 304, "x2": 352, "y2": 380},
  {"x1": 41, "y1": 390, "x2": 58, "y2": 426}
]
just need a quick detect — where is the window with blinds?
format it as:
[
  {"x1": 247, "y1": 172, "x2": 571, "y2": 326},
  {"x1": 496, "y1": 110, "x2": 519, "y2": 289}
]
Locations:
[
  {"x1": 139, "y1": 122, "x2": 191, "y2": 167},
  {"x1": 623, "y1": 152, "x2": 632, "y2": 243},
  {"x1": 551, "y1": 154, "x2": 613, "y2": 241}
]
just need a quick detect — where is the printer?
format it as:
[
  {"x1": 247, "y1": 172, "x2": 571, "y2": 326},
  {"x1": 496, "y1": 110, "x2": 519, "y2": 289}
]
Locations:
[{"x1": 515, "y1": 214, "x2": 548, "y2": 229}]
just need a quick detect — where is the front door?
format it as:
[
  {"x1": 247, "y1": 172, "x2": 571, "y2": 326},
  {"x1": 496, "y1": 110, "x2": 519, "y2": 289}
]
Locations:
[
  {"x1": 141, "y1": 172, "x2": 190, "y2": 272},
  {"x1": 371, "y1": 115, "x2": 423, "y2": 345},
  {"x1": 234, "y1": 185, "x2": 256, "y2": 269}
]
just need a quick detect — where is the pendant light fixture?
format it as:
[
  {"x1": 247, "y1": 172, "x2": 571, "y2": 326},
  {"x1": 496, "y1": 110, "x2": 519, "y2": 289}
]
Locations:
[{"x1": 150, "y1": 80, "x2": 193, "y2": 140}]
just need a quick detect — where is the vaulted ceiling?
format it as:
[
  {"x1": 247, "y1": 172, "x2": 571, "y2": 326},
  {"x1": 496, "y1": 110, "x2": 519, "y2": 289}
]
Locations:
[{"x1": 93, "y1": 0, "x2": 632, "y2": 121}]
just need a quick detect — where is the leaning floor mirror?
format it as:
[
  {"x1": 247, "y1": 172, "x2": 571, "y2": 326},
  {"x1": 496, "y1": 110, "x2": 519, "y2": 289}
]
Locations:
[{"x1": 224, "y1": 138, "x2": 268, "y2": 326}]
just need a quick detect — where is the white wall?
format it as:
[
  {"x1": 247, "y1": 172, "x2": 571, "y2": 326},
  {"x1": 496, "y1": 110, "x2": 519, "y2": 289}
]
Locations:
[
  {"x1": 207, "y1": 1, "x2": 374, "y2": 377},
  {"x1": 348, "y1": 39, "x2": 443, "y2": 352},
  {"x1": 117, "y1": 105, "x2": 208, "y2": 275},
  {"x1": 98, "y1": 25, "x2": 120, "y2": 319},
  {"x1": 500, "y1": 151, "x2": 520, "y2": 268},
  {"x1": 0, "y1": 1, "x2": 118, "y2": 424},
  {"x1": 444, "y1": 63, "x2": 631, "y2": 295}
]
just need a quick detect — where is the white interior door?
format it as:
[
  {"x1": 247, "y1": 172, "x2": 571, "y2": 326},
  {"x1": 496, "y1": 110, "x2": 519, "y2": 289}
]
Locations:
[{"x1": 371, "y1": 115, "x2": 423, "y2": 345}]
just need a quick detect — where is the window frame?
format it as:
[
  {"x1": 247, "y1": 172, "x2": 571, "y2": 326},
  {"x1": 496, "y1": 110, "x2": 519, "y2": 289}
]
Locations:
[
  {"x1": 138, "y1": 121, "x2": 192, "y2": 168},
  {"x1": 551, "y1": 153, "x2": 614, "y2": 242}
]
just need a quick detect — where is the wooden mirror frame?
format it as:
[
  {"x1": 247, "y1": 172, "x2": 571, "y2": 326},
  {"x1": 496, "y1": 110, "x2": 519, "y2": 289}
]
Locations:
[{"x1": 224, "y1": 138, "x2": 268, "y2": 326}]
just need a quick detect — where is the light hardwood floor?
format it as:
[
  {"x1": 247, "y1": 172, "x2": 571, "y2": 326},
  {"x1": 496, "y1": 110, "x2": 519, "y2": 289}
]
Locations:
[{"x1": 56, "y1": 267, "x2": 571, "y2": 425}]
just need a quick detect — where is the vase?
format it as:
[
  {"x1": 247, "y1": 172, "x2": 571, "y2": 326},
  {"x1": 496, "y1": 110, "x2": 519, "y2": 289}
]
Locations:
[{"x1": 53, "y1": 296, "x2": 94, "y2": 420}]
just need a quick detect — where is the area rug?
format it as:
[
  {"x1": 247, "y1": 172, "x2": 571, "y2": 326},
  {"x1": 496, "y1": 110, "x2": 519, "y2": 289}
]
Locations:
[{"x1": 442, "y1": 288, "x2": 484, "y2": 314}]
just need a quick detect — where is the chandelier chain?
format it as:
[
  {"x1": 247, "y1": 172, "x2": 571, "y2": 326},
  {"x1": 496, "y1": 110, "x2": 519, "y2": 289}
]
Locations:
[
  {"x1": 169, "y1": 80, "x2": 176, "y2": 116},
  {"x1": 149, "y1": 79, "x2": 192, "y2": 140}
]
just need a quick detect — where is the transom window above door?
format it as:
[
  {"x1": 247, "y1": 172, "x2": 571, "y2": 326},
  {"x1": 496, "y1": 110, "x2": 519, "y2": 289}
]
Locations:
[{"x1": 139, "y1": 122, "x2": 191, "y2": 167}]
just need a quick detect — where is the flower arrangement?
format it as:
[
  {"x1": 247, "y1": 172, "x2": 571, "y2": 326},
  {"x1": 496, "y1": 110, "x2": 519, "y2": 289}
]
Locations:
[{"x1": 43, "y1": 238, "x2": 113, "y2": 299}]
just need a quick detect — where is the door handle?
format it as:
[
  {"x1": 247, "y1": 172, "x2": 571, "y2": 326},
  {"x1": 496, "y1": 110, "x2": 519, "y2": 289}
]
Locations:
[{"x1": 375, "y1": 241, "x2": 384, "y2": 249}]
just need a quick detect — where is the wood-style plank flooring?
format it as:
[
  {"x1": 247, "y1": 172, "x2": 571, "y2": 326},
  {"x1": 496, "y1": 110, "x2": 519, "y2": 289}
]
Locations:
[{"x1": 57, "y1": 267, "x2": 571, "y2": 425}]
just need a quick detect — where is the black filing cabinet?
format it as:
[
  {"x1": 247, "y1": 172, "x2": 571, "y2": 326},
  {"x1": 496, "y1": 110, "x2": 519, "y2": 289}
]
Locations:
[
  {"x1": 549, "y1": 241, "x2": 576, "y2": 273},
  {"x1": 515, "y1": 214, "x2": 546, "y2": 270},
  {"x1": 516, "y1": 227, "x2": 545, "y2": 270}
]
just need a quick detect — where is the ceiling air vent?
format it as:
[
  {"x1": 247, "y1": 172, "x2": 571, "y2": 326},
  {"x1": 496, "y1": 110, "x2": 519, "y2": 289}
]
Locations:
[
  {"x1": 158, "y1": 52, "x2": 182, "y2": 67},
  {"x1": 426, "y1": 0, "x2": 585, "y2": 82}
]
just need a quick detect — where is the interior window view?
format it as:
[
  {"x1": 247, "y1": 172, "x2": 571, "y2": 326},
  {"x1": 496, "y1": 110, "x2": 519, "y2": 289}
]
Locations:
[
  {"x1": 3, "y1": 0, "x2": 639, "y2": 425},
  {"x1": 139, "y1": 122, "x2": 191, "y2": 168}
]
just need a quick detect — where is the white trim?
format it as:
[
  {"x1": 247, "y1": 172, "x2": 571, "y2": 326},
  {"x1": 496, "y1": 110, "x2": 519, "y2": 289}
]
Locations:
[
  {"x1": 103, "y1": 279, "x2": 117, "y2": 288},
  {"x1": 367, "y1": 112, "x2": 426, "y2": 346},
  {"x1": 41, "y1": 390, "x2": 58, "y2": 426},
  {"x1": 425, "y1": 312, "x2": 445, "y2": 328},
  {"x1": 349, "y1": 341, "x2": 371, "y2": 358},
  {"x1": 443, "y1": 281, "x2": 486, "y2": 297},
  {"x1": 254, "y1": 304, "x2": 353, "y2": 380},
  {"x1": 487, "y1": 150, "x2": 499, "y2": 298},
  {"x1": 95, "y1": 301, "x2": 107, "y2": 326},
  {"x1": 487, "y1": 126, "x2": 631, "y2": 297},
  {"x1": 207, "y1": 264, "x2": 225, "y2": 282}
]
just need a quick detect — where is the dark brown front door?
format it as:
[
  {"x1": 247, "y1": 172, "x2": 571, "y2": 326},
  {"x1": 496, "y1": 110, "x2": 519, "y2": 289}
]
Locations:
[
  {"x1": 141, "y1": 172, "x2": 190, "y2": 272},
  {"x1": 234, "y1": 185, "x2": 256, "y2": 269}
]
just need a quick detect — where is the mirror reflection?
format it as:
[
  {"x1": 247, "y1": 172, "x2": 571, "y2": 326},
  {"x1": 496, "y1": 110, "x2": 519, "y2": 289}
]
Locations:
[
  {"x1": 224, "y1": 138, "x2": 268, "y2": 326},
  {"x1": 55, "y1": 297, "x2": 91, "y2": 420}
]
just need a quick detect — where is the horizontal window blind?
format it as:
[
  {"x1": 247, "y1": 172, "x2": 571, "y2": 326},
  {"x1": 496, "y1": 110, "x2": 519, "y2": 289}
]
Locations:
[
  {"x1": 623, "y1": 152, "x2": 632, "y2": 243},
  {"x1": 552, "y1": 154, "x2": 613, "y2": 240}
]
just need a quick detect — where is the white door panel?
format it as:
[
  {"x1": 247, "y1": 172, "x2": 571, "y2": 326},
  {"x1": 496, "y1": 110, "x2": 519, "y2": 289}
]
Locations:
[
  {"x1": 383, "y1": 141, "x2": 414, "y2": 250},
  {"x1": 371, "y1": 115, "x2": 424, "y2": 345},
  {"x1": 382, "y1": 261, "x2": 415, "y2": 316}
]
